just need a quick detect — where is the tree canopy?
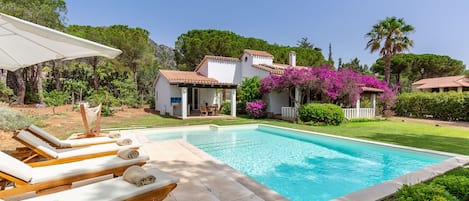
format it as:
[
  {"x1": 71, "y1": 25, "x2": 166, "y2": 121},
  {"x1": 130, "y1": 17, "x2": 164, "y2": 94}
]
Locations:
[
  {"x1": 371, "y1": 53, "x2": 466, "y2": 91},
  {"x1": 365, "y1": 17, "x2": 415, "y2": 85},
  {"x1": 175, "y1": 30, "x2": 326, "y2": 70}
]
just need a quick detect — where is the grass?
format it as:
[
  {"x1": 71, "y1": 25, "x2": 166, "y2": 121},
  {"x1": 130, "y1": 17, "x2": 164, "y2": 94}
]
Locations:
[{"x1": 100, "y1": 114, "x2": 469, "y2": 155}]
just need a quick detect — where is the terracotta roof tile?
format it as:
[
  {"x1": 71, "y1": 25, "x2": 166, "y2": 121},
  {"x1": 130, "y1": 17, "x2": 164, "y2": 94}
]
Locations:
[
  {"x1": 412, "y1": 75, "x2": 469, "y2": 89},
  {"x1": 195, "y1": 55, "x2": 239, "y2": 72},
  {"x1": 159, "y1": 70, "x2": 220, "y2": 84},
  {"x1": 251, "y1": 64, "x2": 307, "y2": 75},
  {"x1": 244, "y1": 49, "x2": 273, "y2": 57}
]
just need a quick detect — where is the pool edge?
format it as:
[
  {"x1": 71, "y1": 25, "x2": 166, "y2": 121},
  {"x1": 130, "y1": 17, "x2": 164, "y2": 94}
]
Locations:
[{"x1": 138, "y1": 123, "x2": 469, "y2": 201}]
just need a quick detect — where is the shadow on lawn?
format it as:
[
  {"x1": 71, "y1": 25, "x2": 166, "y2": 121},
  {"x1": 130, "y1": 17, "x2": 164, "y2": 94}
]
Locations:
[{"x1": 360, "y1": 133, "x2": 469, "y2": 155}]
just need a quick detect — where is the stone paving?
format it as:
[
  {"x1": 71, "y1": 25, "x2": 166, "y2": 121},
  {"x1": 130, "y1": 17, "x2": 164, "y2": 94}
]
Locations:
[{"x1": 132, "y1": 133, "x2": 288, "y2": 201}]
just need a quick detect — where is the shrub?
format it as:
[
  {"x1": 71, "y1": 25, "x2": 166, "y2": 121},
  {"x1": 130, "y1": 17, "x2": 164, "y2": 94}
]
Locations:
[
  {"x1": 246, "y1": 100, "x2": 267, "y2": 119},
  {"x1": 395, "y1": 92, "x2": 469, "y2": 121},
  {"x1": 395, "y1": 184, "x2": 458, "y2": 201},
  {"x1": 0, "y1": 106, "x2": 31, "y2": 131},
  {"x1": 87, "y1": 88, "x2": 119, "y2": 116},
  {"x1": 0, "y1": 80, "x2": 15, "y2": 103},
  {"x1": 148, "y1": 97, "x2": 155, "y2": 109},
  {"x1": 238, "y1": 77, "x2": 262, "y2": 103},
  {"x1": 221, "y1": 101, "x2": 231, "y2": 115},
  {"x1": 43, "y1": 90, "x2": 70, "y2": 114},
  {"x1": 298, "y1": 103, "x2": 345, "y2": 125},
  {"x1": 237, "y1": 102, "x2": 247, "y2": 115},
  {"x1": 431, "y1": 175, "x2": 469, "y2": 200}
]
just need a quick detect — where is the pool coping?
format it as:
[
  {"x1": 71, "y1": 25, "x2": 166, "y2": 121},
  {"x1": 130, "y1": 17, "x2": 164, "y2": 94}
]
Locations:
[{"x1": 131, "y1": 124, "x2": 469, "y2": 201}]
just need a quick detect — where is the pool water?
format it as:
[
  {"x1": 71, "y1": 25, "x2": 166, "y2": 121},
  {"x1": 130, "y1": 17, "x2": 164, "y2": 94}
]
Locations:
[{"x1": 147, "y1": 125, "x2": 450, "y2": 201}]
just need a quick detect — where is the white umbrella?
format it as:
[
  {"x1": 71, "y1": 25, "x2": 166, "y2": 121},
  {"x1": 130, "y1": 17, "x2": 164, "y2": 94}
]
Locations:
[{"x1": 0, "y1": 12, "x2": 122, "y2": 71}]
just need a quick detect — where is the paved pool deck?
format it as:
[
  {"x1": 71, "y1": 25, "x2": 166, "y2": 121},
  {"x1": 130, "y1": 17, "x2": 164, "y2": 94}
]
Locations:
[{"x1": 126, "y1": 127, "x2": 287, "y2": 201}]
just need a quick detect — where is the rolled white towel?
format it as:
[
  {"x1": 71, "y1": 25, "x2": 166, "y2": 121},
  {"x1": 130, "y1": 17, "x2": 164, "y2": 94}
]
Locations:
[
  {"x1": 107, "y1": 133, "x2": 121, "y2": 139},
  {"x1": 123, "y1": 166, "x2": 156, "y2": 187},
  {"x1": 116, "y1": 138, "x2": 132, "y2": 146},
  {"x1": 117, "y1": 149, "x2": 139, "y2": 160}
]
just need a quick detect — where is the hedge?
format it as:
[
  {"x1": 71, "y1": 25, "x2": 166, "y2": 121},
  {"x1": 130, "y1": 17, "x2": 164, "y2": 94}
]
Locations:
[
  {"x1": 395, "y1": 92, "x2": 469, "y2": 121},
  {"x1": 298, "y1": 103, "x2": 345, "y2": 126}
]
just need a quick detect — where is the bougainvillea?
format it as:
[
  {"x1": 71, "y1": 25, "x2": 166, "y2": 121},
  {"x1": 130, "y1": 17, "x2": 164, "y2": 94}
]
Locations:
[
  {"x1": 259, "y1": 65, "x2": 397, "y2": 108},
  {"x1": 246, "y1": 100, "x2": 267, "y2": 119}
]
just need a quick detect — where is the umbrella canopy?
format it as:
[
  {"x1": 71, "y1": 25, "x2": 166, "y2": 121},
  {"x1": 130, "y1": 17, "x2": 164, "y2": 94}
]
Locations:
[{"x1": 0, "y1": 12, "x2": 122, "y2": 71}]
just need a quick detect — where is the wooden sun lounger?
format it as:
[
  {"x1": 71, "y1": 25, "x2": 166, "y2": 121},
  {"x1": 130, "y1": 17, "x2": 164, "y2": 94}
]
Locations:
[
  {"x1": 0, "y1": 150, "x2": 148, "y2": 200},
  {"x1": 21, "y1": 168, "x2": 178, "y2": 201},
  {"x1": 26, "y1": 124, "x2": 117, "y2": 148},
  {"x1": 12, "y1": 130, "x2": 139, "y2": 166}
]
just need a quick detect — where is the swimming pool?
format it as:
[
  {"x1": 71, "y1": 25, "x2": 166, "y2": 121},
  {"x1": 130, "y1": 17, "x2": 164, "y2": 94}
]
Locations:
[{"x1": 146, "y1": 125, "x2": 452, "y2": 201}]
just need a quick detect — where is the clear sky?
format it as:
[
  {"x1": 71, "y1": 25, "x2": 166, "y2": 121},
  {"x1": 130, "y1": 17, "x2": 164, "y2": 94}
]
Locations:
[{"x1": 65, "y1": 0, "x2": 469, "y2": 67}]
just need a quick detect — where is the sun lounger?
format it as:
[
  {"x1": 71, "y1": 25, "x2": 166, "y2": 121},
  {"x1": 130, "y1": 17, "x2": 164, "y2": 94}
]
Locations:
[
  {"x1": 0, "y1": 150, "x2": 149, "y2": 200},
  {"x1": 20, "y1": 167, "x2": 178, "y2": 201},
  {"x1": 13, "y1": 130, "x2": 140, "y2": 166},
  {"x1": 26, "y1": 124, "x2": 117, "y2": 148}
]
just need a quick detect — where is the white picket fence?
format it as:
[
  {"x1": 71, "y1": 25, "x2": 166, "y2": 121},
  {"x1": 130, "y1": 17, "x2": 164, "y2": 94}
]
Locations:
[
  {"x1": 281, "y1": 107, "x2": 375, "y2": 120},
  {"x1": 281, "y1": 107, "x2": 297, "y2": 121},
  {"x1": 342, "y1": 108, "x2": 375, "y2": 119}
]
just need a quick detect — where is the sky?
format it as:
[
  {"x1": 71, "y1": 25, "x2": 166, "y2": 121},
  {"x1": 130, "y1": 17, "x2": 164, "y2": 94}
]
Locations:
[{"x1": 65, "y1": 0, "x2": 469, "y2": 67}]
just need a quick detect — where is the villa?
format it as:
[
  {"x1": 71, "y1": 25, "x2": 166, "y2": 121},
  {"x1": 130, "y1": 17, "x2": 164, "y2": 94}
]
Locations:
[
  {"x1": 155, "y1": 49, "x2": 383, "y2": 120},
  {"x1": 154, "y1": 49, "x2": 303, "y2": 119},
  {"x1": 412, "y1": 75, "x2": 469, "y2": 92}
]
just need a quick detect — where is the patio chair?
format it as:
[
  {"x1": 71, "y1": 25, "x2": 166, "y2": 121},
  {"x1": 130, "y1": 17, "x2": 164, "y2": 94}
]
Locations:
[
  {"x1": 12, "y1": 130, "x2": 140, "y2": 166},
  {"x1": 20, "y1": 167, "x2": 178, "y2": 201},
  {"x1": 80, "y1": 103, "x2": 103, "y2": 138},
  {"x1": 26, "y1": 124, "x2": 117, "y2": 148},
  {"x1": 0, "y1": 150, "x2": 149, "y2": 200},
  {"x1": 200, "y1": 105, "x2": 208, "y2": 116}
]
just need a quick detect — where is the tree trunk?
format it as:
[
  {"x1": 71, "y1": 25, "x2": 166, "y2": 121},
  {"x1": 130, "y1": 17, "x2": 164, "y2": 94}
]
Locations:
[
  {"x1": 52, "y1": 61, "x2": 61, "y2": 90},
  {"x1": 384, "y1": 55, "x2": 392, "y2": 86},
  {"x1": 37, "y1": 64, "x2": 44, "y2": 104},
  {"x1": 0, "y1": 69, "x2": 7, "y2": 84},
  {"x1": 92, "y1": 57, "x2": 98, "y2": 90},
  {"x1": 14, "y1": 69, "x2": 25, "y2": 105}
]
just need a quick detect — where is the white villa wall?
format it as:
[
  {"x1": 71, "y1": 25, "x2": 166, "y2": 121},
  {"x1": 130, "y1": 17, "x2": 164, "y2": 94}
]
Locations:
[
  {"x1": 155, "y1": 76, "x2": 171, "y2": 115},
  {"x1": 197, "y1": 61, "x2": 209, "y2": 77},
  {"x1": 266, "y1": 91, "x2": 290, "y2": 115},
  {"x1": 199, "y1": 88, "x2": 217, "y2": 105},
  {"x1": 240, "y1": 53, "x2": 272, "y2": 81},
  {"x1": 253, "y1": 56, "x2": 273, "y2": 65},
  {"x1": 207, "y1": 60, "x2": 238, "y2": 83}
]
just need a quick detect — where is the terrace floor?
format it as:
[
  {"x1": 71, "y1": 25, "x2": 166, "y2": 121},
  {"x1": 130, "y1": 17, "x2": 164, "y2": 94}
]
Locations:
[{"x1": 127, "y1": 128, "x2": 287, "y2": 201}]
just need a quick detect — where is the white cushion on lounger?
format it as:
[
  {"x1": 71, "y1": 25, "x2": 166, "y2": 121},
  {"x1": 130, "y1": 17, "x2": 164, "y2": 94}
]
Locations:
[
  {"x1": 24, "y1": 168, "x2": 178, "y2": 201},
  {"x1": 0, "y1": 151, "x2": 33, "y2": 182},
  {"x1": 16, "y1": 130, "x2": 140, "y2": 159},
  {"x1": 16, "y1": 131, "x2": 58, "y2": 158},
  {"x1": 54, "y1": 143, "x2": 138, "y2": 159},
  {"x1": 30, "y1": 151, "x2": 149, "y2": 184},
  {"x1": 28, "y1": 124, "x2": 63, "y2": 147},
  {"x1": 28, "y1": 125, "x2": 116, "y2": 147}
]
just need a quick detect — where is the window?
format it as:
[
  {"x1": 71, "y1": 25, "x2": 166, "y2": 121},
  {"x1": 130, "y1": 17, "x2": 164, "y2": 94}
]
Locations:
[{"x1": 244, "y1": 56, "x2": 248, "y2": 62}]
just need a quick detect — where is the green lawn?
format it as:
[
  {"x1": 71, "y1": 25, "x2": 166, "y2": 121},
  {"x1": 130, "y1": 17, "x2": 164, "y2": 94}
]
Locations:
[{"x1": 102, "y1": 115, "x2": 469, "y2": 155}]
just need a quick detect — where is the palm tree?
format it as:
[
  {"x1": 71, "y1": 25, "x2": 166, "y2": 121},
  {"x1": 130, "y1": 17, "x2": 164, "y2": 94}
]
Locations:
[{"x1": 365, "y1": 17, "x2": 415, "y2": 85}]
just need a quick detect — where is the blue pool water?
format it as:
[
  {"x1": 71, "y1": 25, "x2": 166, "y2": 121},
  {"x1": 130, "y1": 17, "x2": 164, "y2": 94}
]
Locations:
[{"x1": 147, "y1": 125, "x2": 450, "y2": 201}]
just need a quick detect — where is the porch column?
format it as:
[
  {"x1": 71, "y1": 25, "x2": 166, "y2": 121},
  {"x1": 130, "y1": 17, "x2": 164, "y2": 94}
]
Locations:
[
  {"x1": 355, "y1": 98, "x2": 360, "y2": 118},
  {"x1": 371, "y1": 94, "x2": 376, "y2": 117},
  {"x1": 181, "y1": 87, "x2": 188, "y2": 119},
  {"x1": 294, "y1": 87, "x2": 301, "y2": 109},
  {"x1": 231, "y1": 89, "x2": 236, "y2": 117},
  {"x1": 458, "y1": 87, "x2": 463, "y2": 93}
]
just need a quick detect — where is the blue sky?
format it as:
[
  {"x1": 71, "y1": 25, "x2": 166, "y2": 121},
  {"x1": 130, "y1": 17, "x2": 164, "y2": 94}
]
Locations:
[{"x1": 66, "y1": 0, "x2": 469, "y2": 67}]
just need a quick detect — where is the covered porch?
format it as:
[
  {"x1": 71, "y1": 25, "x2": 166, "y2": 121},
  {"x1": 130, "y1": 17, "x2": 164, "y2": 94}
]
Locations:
[{"x1": 171, "y1": 83, "x2": 238, "y2": 119}]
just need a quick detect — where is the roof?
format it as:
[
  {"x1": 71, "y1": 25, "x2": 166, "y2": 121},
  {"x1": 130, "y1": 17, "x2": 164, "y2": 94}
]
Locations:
[
  {"x1": 251, "y1": 63, "x2": 307, "y2": 75},
  {"x1": 412, "y1": 75, "x2": 469, "y2": 89},
  {"x1": 361, "y1": 87, "x2": 384, "y2": 93},
  {"x1": 243, "y1": 49, "x2": 273, "y2": 58},
  {"x1": 158, "y1": 70, "x2": 236, "y2": 88},
  {"x1": 194, "y1": 55, "x2": 239, "y2": 72}
]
